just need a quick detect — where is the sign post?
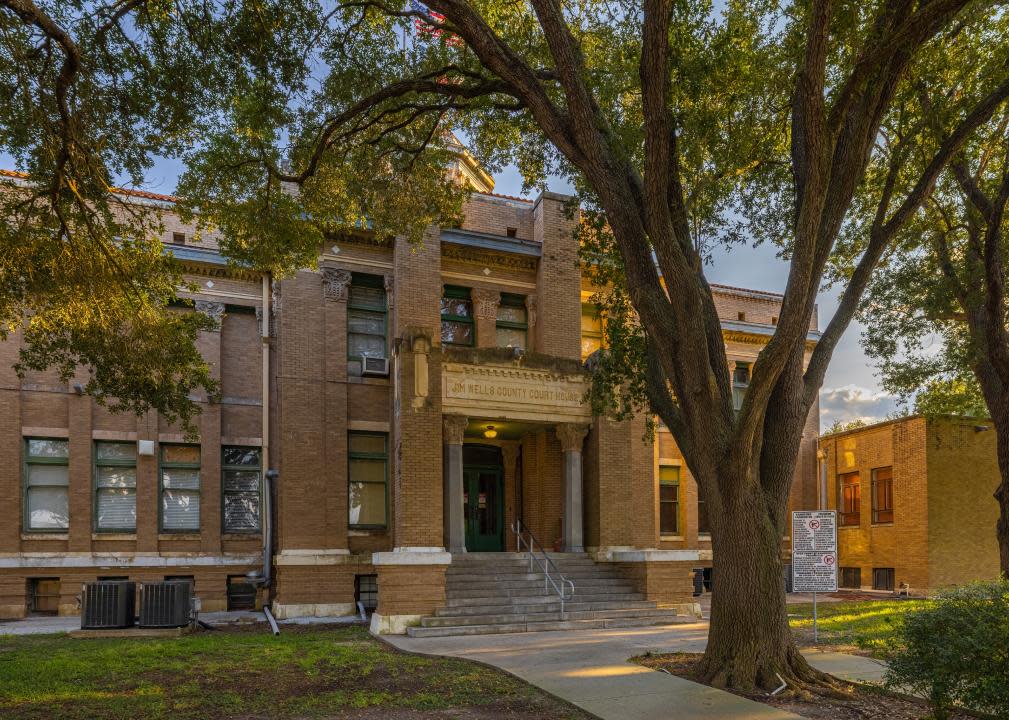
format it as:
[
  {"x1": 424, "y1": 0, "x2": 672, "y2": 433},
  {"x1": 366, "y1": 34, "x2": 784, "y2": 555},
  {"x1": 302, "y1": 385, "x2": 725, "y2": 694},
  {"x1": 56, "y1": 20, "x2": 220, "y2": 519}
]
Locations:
[{"x1": 791, "y1": 510, "x2": 837, "y2": 644}]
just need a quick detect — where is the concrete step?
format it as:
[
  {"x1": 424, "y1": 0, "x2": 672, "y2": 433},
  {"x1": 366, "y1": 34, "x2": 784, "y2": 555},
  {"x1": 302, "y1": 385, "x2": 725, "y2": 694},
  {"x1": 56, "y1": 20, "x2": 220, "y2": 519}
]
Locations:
[
  {"x1": 406, "y1": 613, "x2": 686, "y2": 638},
  {"x1": 447, "y1": 577, "x2": 630, "y2": 591},
  {"x1": 421, "y1": 607, "x2": 678, "y2": 628},
  {"x1": 453, "y1": 552, "x2": 590, "y2": 561},
  {"x1": 447, "y1": 568, "x2": 624, "y2": 581},
  {"x1": 435, "y1": 599, "x2": 659, "y2": 616},
  {"x1": 445, "y1": 592, "x2": 646, "y2": 608},
  {"x1": 447, "y1": 585, "x2": 638, "y2": 601}
]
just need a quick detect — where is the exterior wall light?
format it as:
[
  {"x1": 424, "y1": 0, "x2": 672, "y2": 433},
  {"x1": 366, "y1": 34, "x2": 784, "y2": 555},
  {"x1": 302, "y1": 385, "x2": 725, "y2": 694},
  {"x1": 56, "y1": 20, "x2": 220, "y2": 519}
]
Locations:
[{"x1": 484, "y1": 426, "x2": 498, "y2": 439}]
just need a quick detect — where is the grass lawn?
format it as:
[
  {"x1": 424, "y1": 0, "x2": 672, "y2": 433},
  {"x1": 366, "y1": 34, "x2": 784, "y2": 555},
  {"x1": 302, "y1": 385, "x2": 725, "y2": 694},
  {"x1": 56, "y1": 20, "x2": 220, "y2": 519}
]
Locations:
[
  {"x1": 788, "y1": 599, "x2": 928, "y2": 656},
  {"x1": 0, "y1": 624, "x2": 591, "y2": 720}
]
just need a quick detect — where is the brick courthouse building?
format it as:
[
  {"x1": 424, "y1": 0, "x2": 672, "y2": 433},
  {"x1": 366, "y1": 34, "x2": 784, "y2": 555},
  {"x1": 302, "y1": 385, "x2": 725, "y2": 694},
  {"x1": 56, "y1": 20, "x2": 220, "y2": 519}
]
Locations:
[{"x1": 0, "y1": 167, "x2": 821, "y2": 633}]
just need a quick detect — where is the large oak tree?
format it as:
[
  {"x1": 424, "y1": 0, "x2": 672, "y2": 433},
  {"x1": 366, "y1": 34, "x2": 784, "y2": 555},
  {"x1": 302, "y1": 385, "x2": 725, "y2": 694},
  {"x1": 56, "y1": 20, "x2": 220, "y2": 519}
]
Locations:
[{"x1": 3, "y1": 0, "x2": 1009, "y2": 692}]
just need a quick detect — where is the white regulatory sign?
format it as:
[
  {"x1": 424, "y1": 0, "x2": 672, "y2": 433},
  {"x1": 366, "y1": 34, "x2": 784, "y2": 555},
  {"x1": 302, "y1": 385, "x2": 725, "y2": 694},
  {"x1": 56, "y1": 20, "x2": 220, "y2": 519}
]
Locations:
[
  {"x1": 791, "y1": 510, "x2": 837, "y2": 553},
  {"x1": 792, "y1": 511, "x2": 838, "y2": 593}
]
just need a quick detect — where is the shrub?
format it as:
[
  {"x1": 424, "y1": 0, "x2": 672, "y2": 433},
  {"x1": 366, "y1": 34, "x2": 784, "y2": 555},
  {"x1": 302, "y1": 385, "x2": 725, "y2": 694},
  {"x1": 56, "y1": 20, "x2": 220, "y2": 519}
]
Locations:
[{"x1": 883, "y1": 579, "x2": 1009, "y2": 720}]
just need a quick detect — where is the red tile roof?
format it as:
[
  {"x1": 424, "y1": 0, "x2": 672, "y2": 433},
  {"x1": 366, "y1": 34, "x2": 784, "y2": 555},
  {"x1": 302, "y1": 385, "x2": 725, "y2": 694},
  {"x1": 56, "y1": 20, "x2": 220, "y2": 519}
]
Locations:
[{"x1": 0, "y1": 168, "x2": 179, "y2": 203}]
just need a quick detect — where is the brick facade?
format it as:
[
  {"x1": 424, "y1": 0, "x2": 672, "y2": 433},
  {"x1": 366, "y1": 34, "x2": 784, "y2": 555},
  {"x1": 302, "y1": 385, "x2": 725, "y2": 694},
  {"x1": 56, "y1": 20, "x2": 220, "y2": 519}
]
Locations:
[
  {"x1": 0, "y1": 184, "x2": 821, "y2": 627},
  {"x1": 821, "y1": 416, "x2": 1001, "y2": 593}
]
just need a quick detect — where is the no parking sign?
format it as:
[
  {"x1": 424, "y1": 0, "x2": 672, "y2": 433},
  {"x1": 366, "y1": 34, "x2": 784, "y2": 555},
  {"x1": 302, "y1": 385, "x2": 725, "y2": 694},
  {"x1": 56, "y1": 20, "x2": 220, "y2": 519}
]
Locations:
[{"x1": 791, "y1": 511, "x2": 837, "y2": 593}]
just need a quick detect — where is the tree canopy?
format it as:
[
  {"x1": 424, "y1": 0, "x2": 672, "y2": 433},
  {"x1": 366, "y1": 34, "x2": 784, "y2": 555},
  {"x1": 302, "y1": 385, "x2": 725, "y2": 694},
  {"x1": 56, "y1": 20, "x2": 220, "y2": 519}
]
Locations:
[{"x1": 4, "y1": 0, "x2": 1009, "y2": 690}]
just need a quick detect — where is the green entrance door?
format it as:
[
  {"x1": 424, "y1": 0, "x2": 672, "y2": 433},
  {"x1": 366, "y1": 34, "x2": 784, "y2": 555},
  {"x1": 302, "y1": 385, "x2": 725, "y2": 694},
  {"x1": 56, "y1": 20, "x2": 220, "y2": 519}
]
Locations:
[{"x1": 463, "y1": 465, "x2": 504, "y2": 552}]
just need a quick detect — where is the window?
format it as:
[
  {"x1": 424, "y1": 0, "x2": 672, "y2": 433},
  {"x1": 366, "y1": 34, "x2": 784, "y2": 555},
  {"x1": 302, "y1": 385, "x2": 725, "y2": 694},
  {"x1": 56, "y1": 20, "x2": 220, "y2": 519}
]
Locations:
[
  {"x1": 496, "y1": 293, "x2": 528, "y2": 350},
  {"x1": 172, "y1": 232, "x2": 186, "y2": 245},
  {"x1": 659, "y1": 466, "x2": 680, "y2": 535},
  {"x1": 348, "y1": 274, "x2": 387, "y2": 359},
  {"x1": 873, "y1": 567, "x2": 895, "y2": 592},
  {"x1": 441, "y1": 286, "x2": 474, "y2": 346},
  {"x1": 839, "y1": 567, "x2": 861, "y2": 589},
  {"x1": 697, "y1": 488, "x2": 710, "y2": 536},
  {"x1": 581, "y1": 303, "x2": 603, "y2": 360},
  {"x1": 355, "y1": 574, "x2": 378, "y2": 613},
  {"x1": 737, "y1": 312, "x2": 746, "y2": 321},
  {"x1": 349, "y1": 432, "x2": 388, "y2": 528},
  {"x1": 872, "y1": 466, "x2": 894, "y2": 524},
  {"x1": 227, "y1": 575, "x2": 256, "y2": 610},
  {"x1": 160, "y1": 445, "x2": 201, "y2": 532},
  {"x1": 732, "y1": 362, "x2": 750, "y2": 412},
  {"x1": 506, "y1": 227, "x2": 518, "y2": 238},
  {"x1": 222, "y1": 447, "x2": 261, "y2": 533},
  {"x1": 24, "y1": 438, "x2": 69, "y2": 531},
  {"x1": 839, "y1": 471, "x2": 861, "y2": 526},
  {"x1": 27, "y1": 578, "x2": 60, "y2": 615},
  {"x1": 94, "y1": 442, "x2": 137, "y2": 532}
]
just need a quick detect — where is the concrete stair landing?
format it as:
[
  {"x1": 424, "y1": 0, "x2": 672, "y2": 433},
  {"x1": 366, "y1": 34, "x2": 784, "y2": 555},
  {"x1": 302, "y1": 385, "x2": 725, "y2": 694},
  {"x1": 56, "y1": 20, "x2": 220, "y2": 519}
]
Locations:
[{"x1": 407, "y1": 553, "x2": 690, "y2": 638}]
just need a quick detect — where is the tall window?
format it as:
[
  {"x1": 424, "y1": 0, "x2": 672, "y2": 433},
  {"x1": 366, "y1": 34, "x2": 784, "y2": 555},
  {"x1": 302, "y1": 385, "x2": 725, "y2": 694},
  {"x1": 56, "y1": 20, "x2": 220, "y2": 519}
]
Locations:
[
  {"x1": 348, "y1": 274, "x2": 387, "y2": 359},
  {"x1": 732, "y1": 362, "x2": 750, "y2": 412},
  {"x1": 496, "y1": 293, "x2": 528, "y2": 349},
  {"x1": 349, "y1": 432, "x2": 388, "y2": 528},
  {"x1": 222, "y1": 447, "x2": 261, "y2": 533},
  {"x1": 659, "y1": 465, "x2": 680, "y2": 535},
  {"x1": 580, "y1": 303, "x2": 603, "y2": 360},
  {"x1": 94, "y1": 442, "x2": 137, "y2": 532},
  {"x1": 872, "y1": 567, "x2": 895, "y2": 591},
  {"x1": 839, "y1": 471, "x2": 861, "y2": 526},
  {"x1": 441, "y1": 286, "x2": 474, "y2": 346},
  {"x1": 24, "y1": 438, "x2": 69, "y2": 531},
  {"x1": 160, "y1": 445, "x2": 201, "y2": 532},
  {"x1": 871, "y1": 466, "x2": 894, "y2": 524}
]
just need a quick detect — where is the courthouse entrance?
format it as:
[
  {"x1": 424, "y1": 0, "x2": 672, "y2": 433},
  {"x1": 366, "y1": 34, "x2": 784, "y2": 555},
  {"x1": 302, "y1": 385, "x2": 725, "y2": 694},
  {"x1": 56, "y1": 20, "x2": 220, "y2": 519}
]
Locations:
[{"x1": 462, "y1": 445, "x2": 504, "y2": 551}]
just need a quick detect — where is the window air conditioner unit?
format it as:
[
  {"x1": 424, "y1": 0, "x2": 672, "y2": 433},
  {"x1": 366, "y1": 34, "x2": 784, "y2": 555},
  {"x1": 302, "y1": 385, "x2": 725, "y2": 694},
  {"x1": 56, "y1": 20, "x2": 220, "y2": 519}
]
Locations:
[{"x1": 361, "y1": 357, "x2": 389, "y2": 376}]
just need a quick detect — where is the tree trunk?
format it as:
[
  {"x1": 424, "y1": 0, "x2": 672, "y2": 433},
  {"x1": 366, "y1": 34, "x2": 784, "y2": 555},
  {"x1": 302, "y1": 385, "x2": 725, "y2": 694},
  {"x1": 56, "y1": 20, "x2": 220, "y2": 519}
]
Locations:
[
  {"x1": 989, "y1": 408, "x2": 1009, "y2": 576},
  {"x1": 694, "y1": 471, "x2": 828, "y2": 692}
]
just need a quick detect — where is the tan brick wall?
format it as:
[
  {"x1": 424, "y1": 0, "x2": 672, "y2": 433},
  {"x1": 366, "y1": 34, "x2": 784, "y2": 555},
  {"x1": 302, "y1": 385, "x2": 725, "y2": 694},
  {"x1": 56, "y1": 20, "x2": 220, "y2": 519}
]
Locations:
[
  {"x1": 926, "y1": 418, "x2": 1001, "y2": 588},
  {"x1": 615, "y1": 560, "x2": 697, "y2": 604}
]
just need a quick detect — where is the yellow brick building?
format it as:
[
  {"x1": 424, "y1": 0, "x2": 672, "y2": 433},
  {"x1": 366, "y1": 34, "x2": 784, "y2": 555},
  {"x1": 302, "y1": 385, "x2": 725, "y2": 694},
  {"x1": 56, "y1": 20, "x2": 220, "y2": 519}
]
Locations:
[{"x1": 820, "y1": 416, "x2": 1002, "y2": 594}]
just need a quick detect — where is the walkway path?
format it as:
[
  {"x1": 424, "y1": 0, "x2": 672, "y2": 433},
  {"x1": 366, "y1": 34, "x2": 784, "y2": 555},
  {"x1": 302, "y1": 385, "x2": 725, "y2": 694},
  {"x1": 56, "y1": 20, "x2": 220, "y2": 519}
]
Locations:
[{"x1": 387, "y1": 622, "x2": 886, "y2": 720}]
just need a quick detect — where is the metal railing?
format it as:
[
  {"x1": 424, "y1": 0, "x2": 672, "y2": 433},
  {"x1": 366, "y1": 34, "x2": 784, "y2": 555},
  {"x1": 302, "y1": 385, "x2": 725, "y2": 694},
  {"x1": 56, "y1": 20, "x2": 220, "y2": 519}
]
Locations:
[{"x1": 511, "y1": 519, "x2": 575, "y2": 612}]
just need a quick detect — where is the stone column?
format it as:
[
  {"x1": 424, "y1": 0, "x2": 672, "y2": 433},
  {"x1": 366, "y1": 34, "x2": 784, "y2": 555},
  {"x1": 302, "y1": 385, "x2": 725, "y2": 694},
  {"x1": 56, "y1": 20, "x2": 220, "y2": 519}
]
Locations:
[
  {"x1": 556, "y1": 423, "x2": 589, "y2": 553},
  {"x1": 442, "y1": 415, "x2": 468, "y2": 553},
  {"x1": 501, "y1": 444, "x2": 520, "y2": 551}
]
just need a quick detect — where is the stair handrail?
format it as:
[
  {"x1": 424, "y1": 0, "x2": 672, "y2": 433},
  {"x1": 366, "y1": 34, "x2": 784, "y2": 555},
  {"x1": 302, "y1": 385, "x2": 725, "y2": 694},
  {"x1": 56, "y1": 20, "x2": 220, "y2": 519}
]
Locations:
[{"x1": 511, "y1": 519, "x2": 575, "y2": 612}]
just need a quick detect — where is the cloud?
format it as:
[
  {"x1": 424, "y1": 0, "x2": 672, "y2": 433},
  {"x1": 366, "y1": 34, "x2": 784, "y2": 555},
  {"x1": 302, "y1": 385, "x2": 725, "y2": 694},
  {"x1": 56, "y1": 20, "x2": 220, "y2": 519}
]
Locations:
[{"x1": 818, "y1": 384, "x2": 900, "y2": 430}]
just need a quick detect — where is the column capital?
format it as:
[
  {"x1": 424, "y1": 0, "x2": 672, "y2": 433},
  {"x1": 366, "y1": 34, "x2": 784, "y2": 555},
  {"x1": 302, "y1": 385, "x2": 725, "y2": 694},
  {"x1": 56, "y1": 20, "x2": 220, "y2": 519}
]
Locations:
[
  {"x1": 501, "y1": 443, "x2": 520, "y2": 469},
  {"x1": 443, "y1": 415, "x2": 468, "y2": 445},
  {"x1": 556, "y1": 423, "x2": 590, "y2": 452},
  {"x1": 472, "y1": 288, "x2": 500, "y2": 320},
  {"x1": 195, "y1": 300, "x2": 225, "y2": 330},
  {"x1": 384, "y1": 275, "x2": 395, "y2": 308},
  {"x1": 321, "y1": 267, "x2": 352, "y2": 301}
]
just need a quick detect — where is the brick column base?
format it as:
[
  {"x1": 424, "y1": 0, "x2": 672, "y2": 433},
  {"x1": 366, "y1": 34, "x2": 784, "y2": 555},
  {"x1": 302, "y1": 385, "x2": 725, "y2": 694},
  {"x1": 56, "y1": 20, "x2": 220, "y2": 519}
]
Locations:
[
  {"x1": 606, "y1": 550, "x2": 704, "y2": 618},
  {"x1": 369, "y1": 551, "x2": 450, "y2": 634},
  {"x1": 271, "y1": 552, "x2": 370, "y2": 619}
]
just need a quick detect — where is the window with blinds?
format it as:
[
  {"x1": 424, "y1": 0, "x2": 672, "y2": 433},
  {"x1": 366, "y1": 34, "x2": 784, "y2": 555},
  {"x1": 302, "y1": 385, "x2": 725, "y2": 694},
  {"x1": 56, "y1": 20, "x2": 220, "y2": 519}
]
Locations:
[
  {"x1": 160, "y1": 445, "x2": 201, "y2": 532},
  {"x1": 659, "y1": 466, "x2": 680, "y2": 535},
  {"x1": 24, "y1": 438, "x2": 69, "y2": 531},
  {"x1": 348, "y1": 274, "x2": 387, "y2": 359},
  {"x1": 94, "y1": 442, "x2": 137, "y2": 532},
  {"x1": 496, "y1": 293, "x2": 528, "y2": 350},
  {"x1": 222, "y1": 447, "x2": 261, "y2": 533}
]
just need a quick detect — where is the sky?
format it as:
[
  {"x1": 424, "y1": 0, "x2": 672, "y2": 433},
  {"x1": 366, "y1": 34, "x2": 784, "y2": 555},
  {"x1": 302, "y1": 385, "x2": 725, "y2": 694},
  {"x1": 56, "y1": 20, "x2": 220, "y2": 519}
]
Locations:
[{"x1": 6, "y1": 152, "x2": 900, "y2": 430}]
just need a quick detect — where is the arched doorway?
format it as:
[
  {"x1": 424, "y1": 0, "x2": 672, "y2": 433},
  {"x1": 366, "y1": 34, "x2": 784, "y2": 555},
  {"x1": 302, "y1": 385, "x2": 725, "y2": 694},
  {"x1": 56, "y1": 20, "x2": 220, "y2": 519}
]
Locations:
[{"x1": 463, "y1": 444, "x2": 504, "y2": 551}]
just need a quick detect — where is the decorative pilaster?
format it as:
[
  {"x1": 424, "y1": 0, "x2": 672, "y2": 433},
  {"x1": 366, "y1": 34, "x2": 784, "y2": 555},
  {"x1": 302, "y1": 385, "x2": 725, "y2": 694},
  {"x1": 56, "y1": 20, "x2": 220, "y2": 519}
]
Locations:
[
  {"x1": 556, "y1": 423, "x2": 590, "y2": 552},
  {"x1": 384, "y1": 275, "x2": 395, "y2": 309},
  {"x1": 501, "y1": 444, "x2": 520, "y2": 550},
  {"x1": 322, "y1": 267, "x2": 352, "y2": 301},
  {"x1": 525, "y1": 295, "x2": 537, "y2": 351},
  {"x1": 195, "y1": 300, "x2": 225, "y2": 330},
  {"x1": 473, "y1": 288, "x2": 500, "y2": 319},
  {"x1": 443, "y1": 415, "x2": 468, "y2": 554}
]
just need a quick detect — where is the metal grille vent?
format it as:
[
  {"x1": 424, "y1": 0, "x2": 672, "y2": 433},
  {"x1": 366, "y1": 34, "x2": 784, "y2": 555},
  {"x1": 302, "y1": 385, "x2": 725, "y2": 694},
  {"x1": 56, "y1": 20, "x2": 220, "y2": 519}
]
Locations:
[{"x1": 139, "y1": 581, "x2": 192, "y2": 628}]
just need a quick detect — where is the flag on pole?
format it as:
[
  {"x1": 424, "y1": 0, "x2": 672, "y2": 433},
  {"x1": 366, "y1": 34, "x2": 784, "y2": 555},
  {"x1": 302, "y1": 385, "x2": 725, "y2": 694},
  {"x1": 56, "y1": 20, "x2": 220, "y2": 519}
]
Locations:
[{"x1": 409, "y1": 0, "x2": 463, "y2": 46}]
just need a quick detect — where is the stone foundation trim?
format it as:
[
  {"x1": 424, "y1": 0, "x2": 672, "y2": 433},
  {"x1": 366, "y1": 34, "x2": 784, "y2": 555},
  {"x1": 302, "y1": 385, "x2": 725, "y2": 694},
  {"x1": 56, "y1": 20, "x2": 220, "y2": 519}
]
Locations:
[
  {"x1": 606, "y1": 549, "x2": 707, "y2": 562},
  {"x1": 369, "y1": 612, "x2": 423, "y2": 635},
  {"x1": 0, "y1": 554, "x2": 260, "y2": 568},
  {"x1": 271, "y1": 602, "x2": 357, "y2": 620},
  {"x1": 274, "y1": 549, "x2": 354, "y2": 566},
  {"x1": 372, "y1": 550, "x2": 451, "y2": 565}
]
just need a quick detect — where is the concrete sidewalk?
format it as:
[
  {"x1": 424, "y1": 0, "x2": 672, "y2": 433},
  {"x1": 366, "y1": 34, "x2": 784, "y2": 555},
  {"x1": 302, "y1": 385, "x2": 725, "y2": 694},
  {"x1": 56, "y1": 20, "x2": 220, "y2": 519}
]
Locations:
[
  {"x1": 0, "y1": 611, "x2": 361, "y2": 636},
  {"x1": 387, "y1": 622, "x2": 886, "y2": 720}
]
